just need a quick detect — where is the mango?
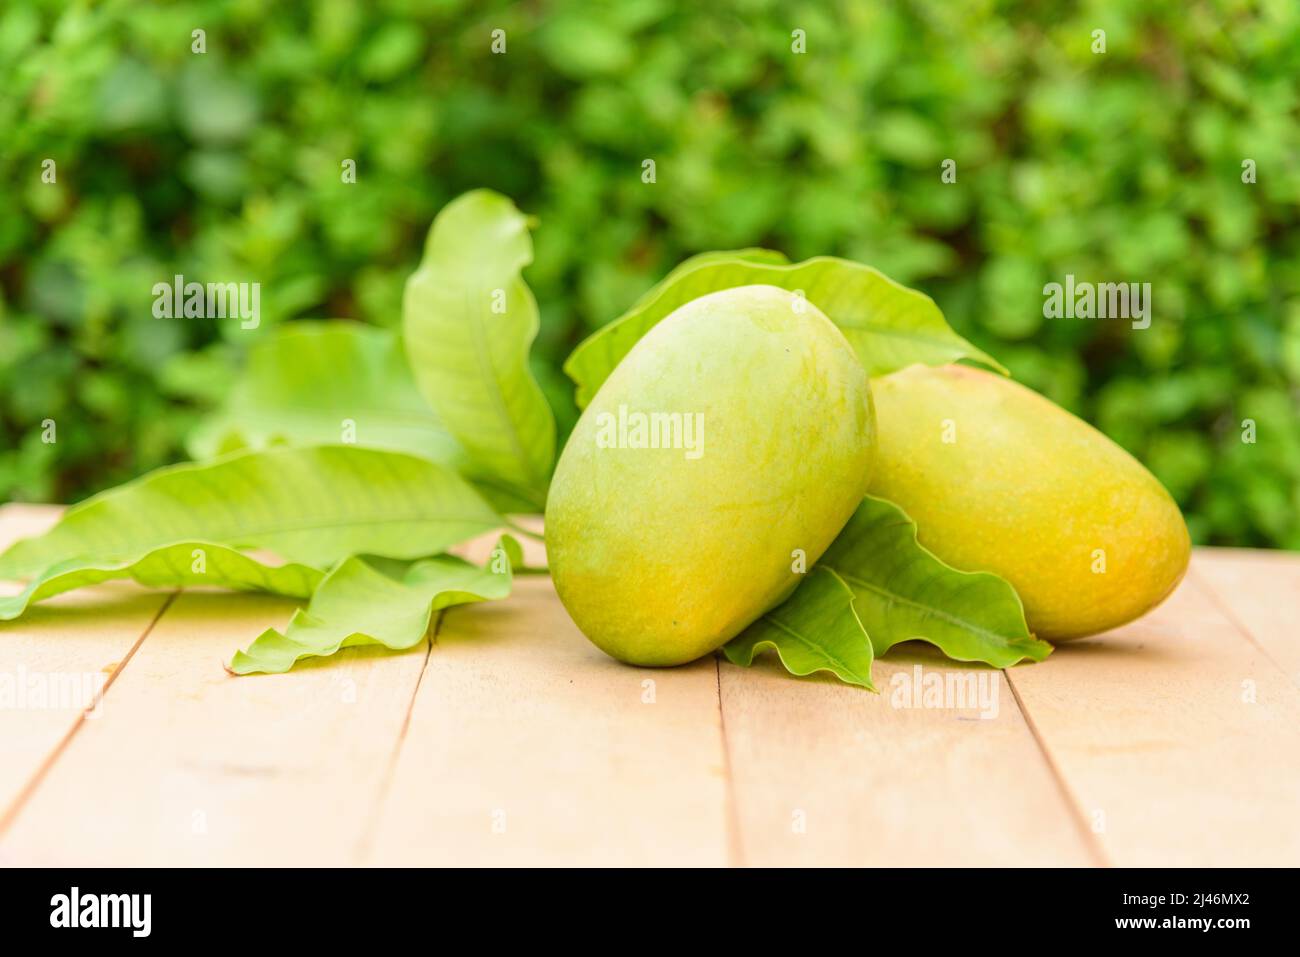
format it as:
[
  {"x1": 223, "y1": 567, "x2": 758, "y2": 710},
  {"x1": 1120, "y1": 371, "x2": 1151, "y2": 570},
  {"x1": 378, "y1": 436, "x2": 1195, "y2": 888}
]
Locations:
[
  {"x1": 869, "y1": 364, "x2": 1190, "y2": 640},
  {"x1": 546, "y1": 285, "x2": 876, "y2": 666}
]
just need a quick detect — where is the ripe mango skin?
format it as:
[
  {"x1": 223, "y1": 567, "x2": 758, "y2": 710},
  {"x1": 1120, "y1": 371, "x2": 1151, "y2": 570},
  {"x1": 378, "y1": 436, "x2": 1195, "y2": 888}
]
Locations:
[
  {"x1": 546, "y1": 285, "x2": 876, "y2": 666},
  {"x1": 869, "y1": 364, "x2": 1190, "y2": 641}
]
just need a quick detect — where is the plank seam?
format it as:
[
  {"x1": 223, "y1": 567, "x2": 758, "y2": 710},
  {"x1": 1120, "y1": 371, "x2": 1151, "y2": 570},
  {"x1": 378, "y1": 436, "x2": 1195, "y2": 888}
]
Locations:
[
  {"x1": 352, "y1": 609, "x2": 440, "y2": 865},
  {"x1": 714, "y1": 656, "x2": 745, "y2": 868},
  {"x1": 0, "y1": 589, "x2": 180, "y2": 839},
  {"x1": 1187, "y1": 564, "x2": 1298, "y2": 691},
  {"x1": 1003, "y1": 669, "x2": 1111, "y2": 868}
]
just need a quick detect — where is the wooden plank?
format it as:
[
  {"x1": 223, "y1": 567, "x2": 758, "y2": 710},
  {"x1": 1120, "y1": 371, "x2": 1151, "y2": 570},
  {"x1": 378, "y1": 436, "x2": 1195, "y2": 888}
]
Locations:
[
  {"x1": 5, "y1": 505, "x2": 1295, "y2": 867},
  {"x1": 1004, "y1": 573, "x2": 1300, "y2": 867},
  {"x1": 719, "y1": 643, "x2": 1099, "y2": 866},
  {"x1": 0, "y1": 503, "x2": 62, "y2": 552},
  {"x1": 1192, "y1": 548, "x2": 1300, "y2": 685},
  {"x1": 366, "y1": 573, "x2": 732, "y2": 866},
  {"x1": 0, "y1": 504, "x2": 173, "y2": 835},
  {"x1": 0, "y1": 589, "x2": 428, "y2": 866}
]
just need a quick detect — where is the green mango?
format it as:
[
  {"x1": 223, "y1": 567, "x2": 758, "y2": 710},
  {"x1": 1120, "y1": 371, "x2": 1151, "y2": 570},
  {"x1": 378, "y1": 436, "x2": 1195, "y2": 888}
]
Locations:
[
  {"x1": 869, "y1": 364, "x2": 1190, "y2": 640},
  {"x1": 546, "y1": 285, "x2": 876, "y2": 666}
]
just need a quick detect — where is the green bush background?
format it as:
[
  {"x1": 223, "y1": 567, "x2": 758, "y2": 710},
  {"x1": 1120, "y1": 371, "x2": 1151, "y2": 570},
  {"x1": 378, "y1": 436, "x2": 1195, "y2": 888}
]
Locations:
[{"x1": 2, "y1": 0, "x2": 1297, "y2": 547}]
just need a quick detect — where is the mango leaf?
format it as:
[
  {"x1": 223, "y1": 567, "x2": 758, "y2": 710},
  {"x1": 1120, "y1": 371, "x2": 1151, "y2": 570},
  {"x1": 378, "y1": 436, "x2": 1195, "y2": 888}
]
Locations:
[
  {"x1": 187, "y1": 322, "x2": 467, "y2": 470},
  {"x1": 0, "y1": 544, "x2": 322, "y2": 621},
  {"x1": 403, "y1": 189, "x2": 556, "y2": 509},
  {"x1": 724, "y1": 566, "x2": 876, "y2": 691},
  {"x1": 624, "y1": 247, "x2": 790, "y2": 311},
  {"x1": 0, "y1": 445, "x2": 502, "y2": 580},
  {"x1": 564, "y1": 254, "x2": 1006, "y2": 408},
  {"x1": 819, "y1": 496, "x2": 1052, "y2": 667},
  {"x1": 228, "y1": 536, "x2": 521, "y2": 675}
]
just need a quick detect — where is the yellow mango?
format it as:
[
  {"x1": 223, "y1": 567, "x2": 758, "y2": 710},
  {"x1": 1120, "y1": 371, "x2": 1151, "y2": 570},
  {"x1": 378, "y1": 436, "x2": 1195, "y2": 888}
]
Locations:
[
  {"x1": 869, "y1": 364, "x2": 1190, "y2": 640},
  {"x1": 546, "y1": 285, "x2": 876, "y2": 666}
]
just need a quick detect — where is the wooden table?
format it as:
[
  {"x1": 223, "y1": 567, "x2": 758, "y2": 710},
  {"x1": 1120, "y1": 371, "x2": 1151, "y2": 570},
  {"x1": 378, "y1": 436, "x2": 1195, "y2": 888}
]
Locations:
[{"x1": 1, "y1": 502, "x2": 1297, "y2": 867}]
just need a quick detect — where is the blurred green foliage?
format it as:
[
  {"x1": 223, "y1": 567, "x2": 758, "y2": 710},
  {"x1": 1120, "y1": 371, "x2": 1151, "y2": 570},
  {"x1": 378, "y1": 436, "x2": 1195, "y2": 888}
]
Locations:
[{"x1": 1, "y1": 0, "x2": 1297, "y2": 547}]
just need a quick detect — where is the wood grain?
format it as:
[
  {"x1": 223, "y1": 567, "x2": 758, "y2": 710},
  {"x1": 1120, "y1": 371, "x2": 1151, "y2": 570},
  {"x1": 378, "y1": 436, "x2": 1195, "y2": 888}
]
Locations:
[
  {"x1": 3, "y1": 504, "x2": 1299, "y2": 866},
  {"x1": 1192, "y1": 548, "x2": 1300, "y2": 685},
  {"x1": 0, "y1": 504, "x2": 172, "y2": 836},
  {"x1": 719, "y1": 643, "x2": 1099, "y2": 866},
  {"x1": 0, "y1": 589, "x2": 427, "y2": 866},
  {"x1": 366, "y1": 575, "x2": 731, "y2": 866},
  {"x1": 1004, "y1": 571, "x2": 1300, "y2": 867}
]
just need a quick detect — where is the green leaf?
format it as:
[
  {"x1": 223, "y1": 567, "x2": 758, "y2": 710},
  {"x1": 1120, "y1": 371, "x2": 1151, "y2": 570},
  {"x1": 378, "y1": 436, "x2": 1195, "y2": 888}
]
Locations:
[
  {"x1": 228, "y1": 537, "x2": 518, "y2": 675},
  {"x1": 0, "y1": 544, "x2": 322, "y2": 621},
  {"x1": 564, "y1": 254, "x2": 1006, "y2": 408},
  {"x1": 187, "y1": 322, "x2": 467, "y2": 469},
  {"x1": 0, "y1": 445, "x2": 502, "y2": 580},
  {"x1": 819, "y1": 496, "x2": 1052, "y2": 667},
  {"x1": 625, "y1": 248, "x2": 790, "y2": 311},
  {"x1": 724, "y1": 566, "x2": 876, "y2": 691},
  {"x1": 402, "y1": 189, "x2": 556, "y2": 509}
]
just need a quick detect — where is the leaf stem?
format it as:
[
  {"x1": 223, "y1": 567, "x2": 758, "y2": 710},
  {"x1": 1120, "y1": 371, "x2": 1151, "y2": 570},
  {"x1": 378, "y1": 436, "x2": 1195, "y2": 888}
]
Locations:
[{"x1": 504, "y1": 519, "x2": 546, "y2": 544}]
